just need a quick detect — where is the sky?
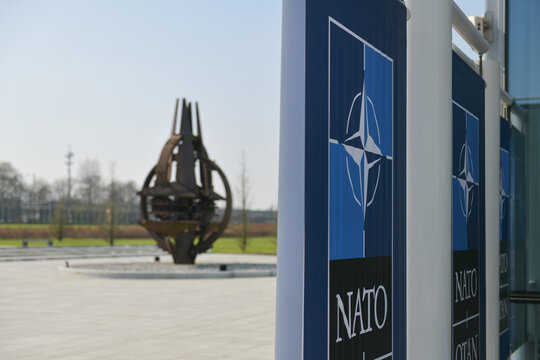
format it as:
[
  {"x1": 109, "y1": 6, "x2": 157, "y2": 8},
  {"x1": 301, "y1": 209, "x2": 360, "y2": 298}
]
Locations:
[
  {"x1": 0, "y1": 0, "x2": 282, "y2": 210},
  {"x1": 0, "y1": 0, "x2": 485, "y2": 210}
]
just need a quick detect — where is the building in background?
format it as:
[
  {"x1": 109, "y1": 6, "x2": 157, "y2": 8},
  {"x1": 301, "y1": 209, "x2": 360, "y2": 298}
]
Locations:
[{"x1": 507, "y1": 0, "x2": 540, "y2": 357}]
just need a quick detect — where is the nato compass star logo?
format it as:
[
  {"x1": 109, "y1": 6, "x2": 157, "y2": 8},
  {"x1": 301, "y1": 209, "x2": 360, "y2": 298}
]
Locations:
[
  {"x1": 341, "y1": 81, "x2": 387, "y2": 217},
  {"x1": 457, "y1": 142, "x2": 477, "y2": 219},
  {"x1": 500, "y1": 170, "x2": 507, "y2": 220}
]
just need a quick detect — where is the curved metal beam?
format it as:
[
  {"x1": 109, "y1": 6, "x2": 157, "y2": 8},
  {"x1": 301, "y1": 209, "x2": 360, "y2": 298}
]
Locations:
[{"x1": 452, "y1": 1, "x2": 490, "y2": 54}]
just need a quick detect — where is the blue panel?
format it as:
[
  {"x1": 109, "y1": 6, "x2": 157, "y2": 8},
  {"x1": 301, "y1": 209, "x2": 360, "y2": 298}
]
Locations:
[
  {"x1": 364, "y1": 46, "x2": 393, "y2": 157},
  {"x1": 500, "y1": 117, "x2": 510, "y2": 151},
  {"x1": 467, "y1": 184, "x2": 479, "y2": 251},
  {"x1": 329, "y1": 142, "x2": 364, "y2": 260},
  {"x1": 453, "y1": 178, "x2": 467, "y2": 251},
  {"x1": 364, "y1": 156, "x2": 392, "y2": 257},
  {"x1": 466, "y1": 113, "x2": 479, "y2": 184},
  {"x1": 329, "y1": 22, "x2": 364, "y2": 144},
  {"x1": 452, "y1": 105, "x2": 480, "y2": 252},
  {"x1": 453, "y1": 105, "x2": 466, "y2": 177},
  {"x1": 500, "y1": 149, "x2": 510, "y2": 244},
  {"x1": 501, "y1": 149, "x2": 510, "y2": 199}
]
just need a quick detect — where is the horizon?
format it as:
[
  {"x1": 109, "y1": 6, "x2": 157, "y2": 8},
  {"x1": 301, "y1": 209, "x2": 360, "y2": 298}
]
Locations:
[
  {"x1": 0, "y1": 0, "x2": 481, "y2": 211},
  {"x1": 0, "y1": 0, "x2": 282, "y2": 210}
]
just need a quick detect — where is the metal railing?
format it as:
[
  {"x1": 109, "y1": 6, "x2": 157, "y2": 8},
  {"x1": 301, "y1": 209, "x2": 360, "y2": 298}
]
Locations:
[
  {"x1": 450, "y1": 1, "x2": 515, "y2": 108},
  {"x1": 452, "y1": 1, "x2": 490, "y2": 54},
  {"x1": 510, "y1": 292, "x2": 540, "y2": 304}
]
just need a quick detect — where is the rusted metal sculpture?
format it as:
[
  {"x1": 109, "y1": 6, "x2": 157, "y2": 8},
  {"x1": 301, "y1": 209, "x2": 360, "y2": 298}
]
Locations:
[{"x1": 139, "y1": 99, "x2": 232, "y2": 264}]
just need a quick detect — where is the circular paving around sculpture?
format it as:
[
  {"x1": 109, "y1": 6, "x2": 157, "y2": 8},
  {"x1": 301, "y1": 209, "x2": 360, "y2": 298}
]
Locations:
[{"x1": 58, "y1": 260, "x2": 276, "y2": 279}]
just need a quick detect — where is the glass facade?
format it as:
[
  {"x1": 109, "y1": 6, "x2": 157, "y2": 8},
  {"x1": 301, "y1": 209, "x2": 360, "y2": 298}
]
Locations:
[{"x1": 507, "y1": 0, "x2": 540, "y2": 357}]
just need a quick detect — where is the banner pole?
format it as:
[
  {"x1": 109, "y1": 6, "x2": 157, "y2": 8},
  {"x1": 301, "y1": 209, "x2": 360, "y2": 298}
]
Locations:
[
  {"x1": 405, "y1": 0, "x2": 453, "y2": 358},
  {"x1": 485, "y1": 0, "x2": 503, "y2": 357},
  {"x1": 484, "y1": 57, "x2": 501, "y2": 360},
  {"x1": 275, "y1": 0, "x2": 306, "y2": 358}
]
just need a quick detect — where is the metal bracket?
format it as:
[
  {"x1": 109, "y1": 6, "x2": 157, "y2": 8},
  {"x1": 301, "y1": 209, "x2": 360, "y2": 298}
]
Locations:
[{"x1": 468, "y1": 11, "x2": 493, "y2": 43}]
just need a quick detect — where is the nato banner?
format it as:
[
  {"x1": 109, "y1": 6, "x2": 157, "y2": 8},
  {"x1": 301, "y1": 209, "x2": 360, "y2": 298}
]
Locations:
[
  {"x1": 451, "y1": 51, "x2": 486, "y2": 360},
  {"x1": 499, "y1": 117, "x2": 510, "y2": 360},
  {"x1": 277, "y1": 0, "x2": 406, "y2": 359},
  {"x1": 314, "y1": 1, "x2": 405, "y2": 359},
  {"x1": 328, "y1": 16, "x2": 395, "y2": 359}
]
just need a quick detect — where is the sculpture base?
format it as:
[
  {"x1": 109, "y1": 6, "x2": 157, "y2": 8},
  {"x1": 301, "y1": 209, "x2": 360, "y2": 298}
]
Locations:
[{"x1": 58, "y1": 253, "x2": 277, "y2": 279}]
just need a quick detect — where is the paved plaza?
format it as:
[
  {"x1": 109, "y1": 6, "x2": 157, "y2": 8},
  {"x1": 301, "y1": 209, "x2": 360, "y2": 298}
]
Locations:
[
  {"x1": 0, "y1": 252, "x2": 276, "y2": 359},
  {"x1": 0, "y1": 245, "x2": 167, "y2": 262}
]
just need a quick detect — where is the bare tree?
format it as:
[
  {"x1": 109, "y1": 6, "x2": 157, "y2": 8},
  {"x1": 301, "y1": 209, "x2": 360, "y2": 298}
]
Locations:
[
  {"x1": 0, "y1": 162, "x2": 25, "y2": 222},
  {"x1": 50, "y1": 179, "x2": 67, "y2": 241},
  {"x1": 76, "y1": 159, "x2": 102, "y2": 222},
  {"x1": 50, "y1": 196, "x2": 66, "y2": 242},
  {"x1": 115, "y1": 181, "x2": 138, "y2": 208},
  {"x1": 268, "y1": 202, "x2": 278, "y2": 247},
  {"x1": 104, "y1": 164, "x2": 117, "y2": 246},
  {"x1": 51, "y1": 179, "x2": 67, "y2": 201},
  {"x1": 27, "y1": 177, "x2": 51, "y2": 203},
  {"x1": 65, "y1": 148, "x2": 74, "y2": 222},
  {"x1": 236, "y1": 151, "x2": 251, "y2": 252},
  {"x1": 0, "y1": 162, "x2": 25, "y2": 201}
]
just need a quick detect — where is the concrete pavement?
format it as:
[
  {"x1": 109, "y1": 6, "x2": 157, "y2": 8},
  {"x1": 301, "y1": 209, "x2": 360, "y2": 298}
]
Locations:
[
  {"x1": 0, "y1": 255, "x2": 276, "y2": 359},
  {"x1": 0, "y1": 245, "x2": 167, "y2": 262}
]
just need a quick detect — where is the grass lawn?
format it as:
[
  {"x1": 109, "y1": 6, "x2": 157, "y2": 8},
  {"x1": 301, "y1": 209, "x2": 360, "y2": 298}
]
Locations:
[
  {"x1": 212, "y1": 237, "x2": 277, "y2": 255},
  {"x1": 0, "y1": 236, "x2": 277, "y2": 255},
  {"x1": 0, "y1": 238, "x2": 155, "y2": 247},
  {"x1": 0, "y1": 224, "x2": 51, "y2": 229}
]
